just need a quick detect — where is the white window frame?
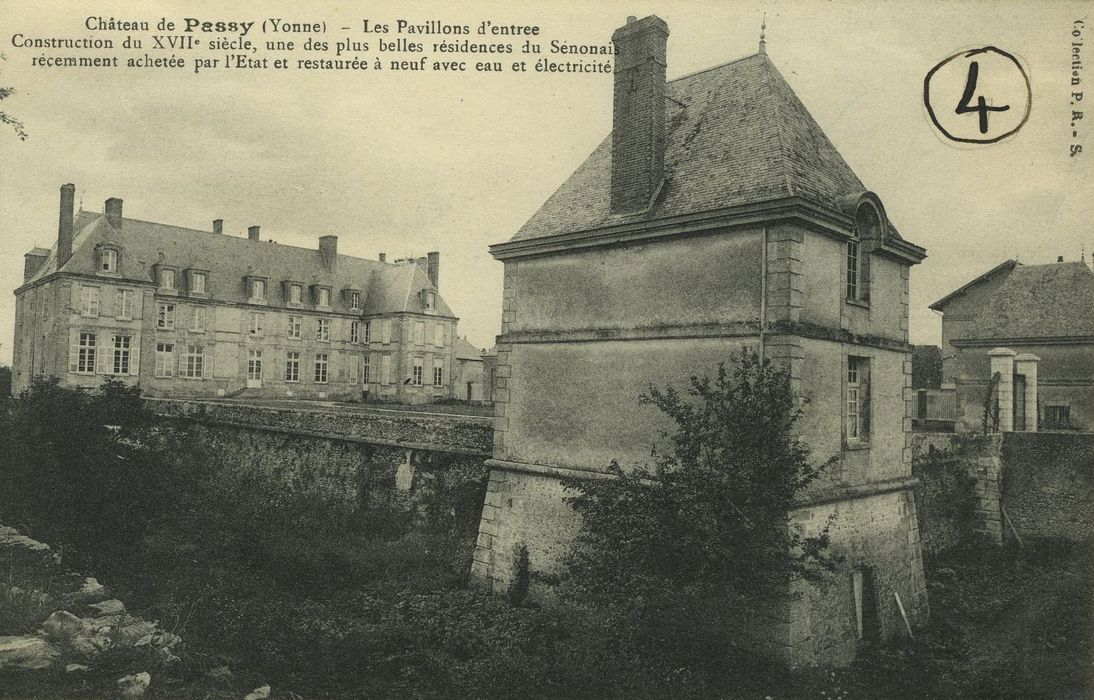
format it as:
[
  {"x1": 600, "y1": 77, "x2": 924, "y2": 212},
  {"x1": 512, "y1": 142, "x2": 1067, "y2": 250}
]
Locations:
[
  {"x1": 159, "y1": 268, "x2": 176, "y2": 290},
  {"x1": 412, "y1": 356, "x2": 424, "y2": 386},
  {"x1": 433, "y1": 358, "x2": 444, "y2": 388},
  {"x1": 101, "y1": 248, "x2": 118, "y2": 273},
  {"x1": 362, "y1": 355, "x2": 370, "y2": 384},
  {"x1": 363, "y1": 320, "x2": 371, "y2": 344},
  {"x1": 249, "y1": 311, "x2": 265, "y2": 337},
  {"x1": 181, "y1": 345, "x2": 205, "y2": 379},
  {"x1": 289, "y1": 284, "x2": 302, "y2": 305},
  {"x1": 252, "y1": 278, "x2": 266, "y2": 300},
  {"x1": 316, "y1": 317, "x2": 330, "y2": 341},
  {"x1": 191, "y1": 271, "x2": 207, "y2": 294},
  {"x1": 247, "y1": 349, "x2": 263, "y2": 381},
  {"x1": 157, "y1": 303, "x2": 176, "y2": 330},
  {"x1": 350, "y1": 291, "x2": 361, "y2": 310},
  {"x1": 285, "y1": 351, "x2": 301, "y2": 382},
  {"x1": 287, "y1": 315, "x2": 302, "y2": 339},
  {"x1": 111, "y1": 334, "x2": 131, "y2": 375},
  {"x1": 80, "y1": 285, "x2": 100, "y2": 317},
  {"x1": 114, "y1": 288, "x2": 134, "y2": 320},
  {"x1": 154, "y1": 342, "x2": 175, "y2": 378},
  {"x1": 847, "y1": 356, "x2": 870, "y2": 442},
  {"x1": 350, "y1": 320, "x2": 360, "y2": 344},
  {"x1": 317, "y1": 287, "x2": 331, "y2": 308},
  {"x1": 72, "y1": 332, "x2": 97, "y2": 374},
  {"x1": 314, "y1": 353, "x2": 329, "y2": 383}
]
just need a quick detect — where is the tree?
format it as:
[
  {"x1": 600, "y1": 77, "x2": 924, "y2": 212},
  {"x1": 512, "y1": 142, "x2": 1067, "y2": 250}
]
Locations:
[
  {"x1": 0, "y1": 53, "x2": 27, "y2": 141},
  {"x1": 561, "y1": 348, "x2": 838, "y2": 666}
]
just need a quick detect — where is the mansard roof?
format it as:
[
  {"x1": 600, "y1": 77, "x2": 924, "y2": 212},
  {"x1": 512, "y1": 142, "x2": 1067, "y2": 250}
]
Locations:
[
  {"x1": 513, "y1": 52, "x2": 908, "y2": 244},
  {"x1": 24, "y1": 211, "x2": 455, "y2": 317}
]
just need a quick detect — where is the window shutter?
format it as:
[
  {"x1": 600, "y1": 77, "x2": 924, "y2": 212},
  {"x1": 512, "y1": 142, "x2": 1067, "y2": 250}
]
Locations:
[
  {"x1": 861, "y1": 361, "x2": 872, "y2": 436},
  {"x1": 68, "y1": 327, "x2": 80, "y2": 373},
  {"x1": 129, "y1": 336, "x2": 141, "y2": 376}
]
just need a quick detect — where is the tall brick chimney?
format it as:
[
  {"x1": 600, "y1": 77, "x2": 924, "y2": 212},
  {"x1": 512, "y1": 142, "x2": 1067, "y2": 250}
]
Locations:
[
  {"x1": 319, "y1": 235, "x2": 338, "y2": 272},
  {"x1": 610, "y1": 15, "x2": 669, "y2": 214},
  {"x1": 213, "y1": 219, "x2": 223, "y2": 234},
  {"x1": 248, "y1": 225, "x2": 260, "y2": 241},
  {"x1": 57, "y1": 183, "x2": 75, "y2": 266},
  {"x1": 104, "y1": 197, "x2": 123, "y2": 228},
  {"x1": 427, "y1": 251, "x2": 440, "y2": 290}
]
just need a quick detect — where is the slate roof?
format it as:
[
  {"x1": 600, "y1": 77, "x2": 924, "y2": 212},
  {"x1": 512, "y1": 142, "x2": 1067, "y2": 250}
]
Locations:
[
  {"x1": 453, "y1": 336, "x2": 484, "y2": 361},
  {"x1": 514, "y1": 52, "x2": 901, "y2": 242},
  {"x1": 940, "y1": 262, "x2": 1094, "y2": 340},
  {"x1": 25, "y1": 211, "x2": 455, "y2": 317}
]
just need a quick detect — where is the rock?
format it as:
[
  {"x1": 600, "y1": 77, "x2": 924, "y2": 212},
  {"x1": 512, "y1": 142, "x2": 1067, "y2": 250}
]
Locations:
[
  {"x1": 206, "y1": 664, "x2": 232, "y2": 680},
  {"x1": 244, "y1": 685, "x2": 272, "y2": 700},
  {"x1": 66, "y1": 662, "x2": 90, "y2": 673},
  {"x1": 42, "y1": 610, "x2": 92, "y2": 641},
  {"x1": 89, "y1": 598, "x2": 125, "y2": 616},
  {"x1": 116, "y1": 620, "x2": 158, "y2": 646},
  {"x1": 67, "y1": 576, "x2": 110, "y2": 605},
  {"x1": 69, "y1": 634, "x2": 112, "y2": 660},
  {"x1": 0, "y1": 635, "x2": 61, "y2": 671},
  {"x1": 117, "y1": 671, "x2": 151, "y2": 698},
  {"x1": 153, "y1": 631, "x2": 182, "y2": 649}
]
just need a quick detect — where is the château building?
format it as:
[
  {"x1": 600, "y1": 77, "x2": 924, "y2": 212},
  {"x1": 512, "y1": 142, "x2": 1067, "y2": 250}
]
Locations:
[{"x1": 13, "y1": 186, "x2": 459, "y2": 404}]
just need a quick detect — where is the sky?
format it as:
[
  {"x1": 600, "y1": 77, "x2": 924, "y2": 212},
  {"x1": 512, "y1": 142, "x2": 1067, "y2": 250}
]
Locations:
[{"x1": 1, "y1": 0, "x2": 1091, "y2": 364}]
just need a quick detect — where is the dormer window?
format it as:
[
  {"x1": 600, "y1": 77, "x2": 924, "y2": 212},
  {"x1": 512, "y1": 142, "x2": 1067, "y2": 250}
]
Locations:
[
  {"x1": 313, "y1": 285, "x2": 332, "y2": 308},
  {"x1": 186, "y1": 269, "x2": 209, "y2": 296},
  {"x1": 99, "y1": 247, "x2": 119, "y2": 273},
  {"x1": 348, "y1": 290, "x2": 362, "y2": 310},
  {"x1": 847, "y1": 201, "x2": 883, "y2": 305},
  {"x1": 283, "y1": 281, "x2": 304, "y2": 306},
  {"x1": 421, "y1": 290, "x2": 437, "y2": 310},
  {"x1": 247, "y1": 276, "x2": 269, "y2": 303},
  {"x1": 157, "y1": 266, "x2": 178, "y2": 291}
]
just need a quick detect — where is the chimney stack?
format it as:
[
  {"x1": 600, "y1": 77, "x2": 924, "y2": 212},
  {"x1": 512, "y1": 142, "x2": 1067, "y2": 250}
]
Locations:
[
  {"x1": 213, "y1": 219, "x2": 223, "y2": 234},
  {"x1": 105, "y1": 197, "x2": 123, "y2": 228},
  {"x1": 319, "y1": 235, "x2": 338, "y2": 271},
  {"x1": 24, "y1": 250, "x2": 48, "y2": 280},
  {"x1": 610, "y1": 15, "x2": 669, "y2": 214},
  {"x1": 379, "y1": 252, "x2": 386, "y2": 262},
  {"x1": 57, "y1": 183, "x2": 75, "y2": 266},
  {"x1": 1058, "y1": 255, "x2": 1065, "y2": 263},
  {"x1": 248, "y1": 225, "x2": 260, "y2": 241},
  {"x1": 426, "y1": 251, "x2": 440, "y2": 290}
]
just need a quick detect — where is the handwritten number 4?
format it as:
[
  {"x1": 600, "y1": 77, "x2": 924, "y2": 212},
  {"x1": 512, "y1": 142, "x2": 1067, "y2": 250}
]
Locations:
[{"x1": 956, "y1": 61, "x2": 1010, "y2": 134}]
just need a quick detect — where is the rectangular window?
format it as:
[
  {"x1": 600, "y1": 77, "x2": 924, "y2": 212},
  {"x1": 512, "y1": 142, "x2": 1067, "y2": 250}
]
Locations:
[
  {"x1": 114, "y1": 289, "x2": 134, "y2": 320},
  {"x1": 414, "y1": 321, "x2": 425, "y2": 345},
  {"x1": 159, "y1": 268, "x2": 176, "y2": 290},
  {"x1": 252, "y1": 279, "x2": 266, "y2": 300},
  {"x1": 847, "y1": 356, "x2": 871, "y2": 441},
  {"x1": 316, "y1": 318, "x2": 330, "y2": 341},
  {"x1": 73, "y1": 332, "x2": 97, "y2": 374},
  {"x1": 350, "y1": 320, "x2": 360, "y2": 344},
  {"x1": 381, "y1": 354, "x2": 392, "y2": 385},
  {"x1": 154, "y1": 342, "x2": 174, "y2": 378},
  {"x1": 249, "y1": 312, "x2": 264, "y2": 337},
  {"x1": 111, "y1": 335, "x2": 131, "y2": 375},
  {"x1": 80, "y1": 285, "x2": 100, "y2": 317},
  {"x1": 317, "y1": 287, "x2": 331, "y2": 307},
  {"x1": 363, "y1": 320, "x2": 371, "y2": 344},
  {"x1": 350, "y1": 291, "x2": 361, "y2": 310},
  {"x1": 287, "y1": 315, "x2": 302, "y2": 339},
  {"x1": 382, "y1": 319, "x2": 393, "y2": 344},
  {"x1": 846, "y1": 240, "x2": 860, "y2": 301},
  {"x1": 1044, "y1": 404, "x2": 1072, "y2": 430},
  {"x1": 412, "y1": 356, "x2": 424, "y2": 386},
  {"x1": 181, "y1": 345, "x2": 205, "y2": 379},
  {"x1": 347, "y1": 354, "x2": 359, "y2": 382},
  {"x1": 314, "y1": 353, "x2": 329, "y2": 383},
  {"x1": 191, "y1": 306, "x2": 207, "y2": 332},
  {"x1": 101, "y1": 249, "x2": 118, "y2": 273},
  {"x1": 434, "y1": 323, "x2": 445, "y2": 346},
  {"x1": 247, "y1": 349, "x2": 262, "y2": 381},
  {"x1": 424, "y1": 291, "x2": 436, "y2": 310},
  {"x1": 433, "y1": 358, "x2": 444, "y2": 388},
  {"x1": 157, "y1": 303, "x2": 175, "y2": 330},
  {"x1": 362, "y1": 355, "x2": 370, "y2": 384},
  {"x1": 289, "y1": 284, "x2": 302, "y2": 304},
  {"x1": 191, "y1": 272, "x2": 207, "y2": 294},
  {"x1": 285, "y1": 351, "x2": 300, "y2": 382}
]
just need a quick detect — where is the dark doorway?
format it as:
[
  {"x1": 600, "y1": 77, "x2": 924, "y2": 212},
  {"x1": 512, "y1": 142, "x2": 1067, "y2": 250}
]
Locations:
[
  {"x1": 853, "y1": 567, "x2": 881, "y2": 642},
  {"x1": 1013, "y1": 373, "x2": 1027, "y2": 431}
]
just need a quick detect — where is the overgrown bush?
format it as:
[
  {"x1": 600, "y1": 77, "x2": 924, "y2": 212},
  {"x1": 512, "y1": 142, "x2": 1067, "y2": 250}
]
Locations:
[{"x1": 562, "y1": 348, "x2": 839, "y2": 667}]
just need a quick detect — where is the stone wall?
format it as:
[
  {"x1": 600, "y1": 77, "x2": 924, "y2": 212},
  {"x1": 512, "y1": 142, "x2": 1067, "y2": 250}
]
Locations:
[{"x1": 1001, "y1": 432, "x2": 1094, "y2": 542}]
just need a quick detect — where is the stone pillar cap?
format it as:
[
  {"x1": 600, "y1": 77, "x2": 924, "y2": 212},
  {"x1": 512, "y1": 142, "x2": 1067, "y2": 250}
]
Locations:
[
  {"x1": 1015, "y1": 353, "x2": 1041, "y2": 362},
  {"x1": 988, "y1": 347, "x2": 1017, "y2": 357}
]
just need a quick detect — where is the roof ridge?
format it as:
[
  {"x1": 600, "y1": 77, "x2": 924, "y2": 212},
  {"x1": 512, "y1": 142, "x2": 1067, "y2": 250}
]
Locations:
[{"x1": 668, "y1": 51, "x2": 763, "y2": 85}]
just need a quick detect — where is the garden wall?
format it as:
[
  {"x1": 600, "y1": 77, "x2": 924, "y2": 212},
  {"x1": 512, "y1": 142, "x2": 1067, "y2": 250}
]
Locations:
[{"x1": 1002, "y1": 432, "x2": 1094, "y2": 542}]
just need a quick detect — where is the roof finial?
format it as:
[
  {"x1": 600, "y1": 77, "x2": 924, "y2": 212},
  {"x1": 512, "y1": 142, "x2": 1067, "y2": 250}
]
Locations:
[{"x1": 759, "y1": 13, "x2": 767, "y2": 54}]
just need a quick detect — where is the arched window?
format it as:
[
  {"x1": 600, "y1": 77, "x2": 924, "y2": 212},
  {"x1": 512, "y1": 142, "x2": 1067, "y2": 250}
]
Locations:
[{"x1": 847, "y1": 202, "x2": 883, "y2": 303}]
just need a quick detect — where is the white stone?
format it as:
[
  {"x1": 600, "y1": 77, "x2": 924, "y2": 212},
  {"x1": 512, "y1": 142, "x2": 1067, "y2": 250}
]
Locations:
[
  {"x1": 0, "y1": 635, "x2": 60, "y2": 671},
  {"x1": 244, "y1": 684, "x2": 272, "y2": 700},
  {"x1": 89, "y1": 598, "x2": 125, "y2": 615},
  {"x1": 42, "y1": 610, "x2": 92, "y2": 641},
  {"x1": 116, "y1": 671, "x2": 151, "y2": 698},
  {"x1": 66, "y1": 663, "x2": 90, "y2": 673}
]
